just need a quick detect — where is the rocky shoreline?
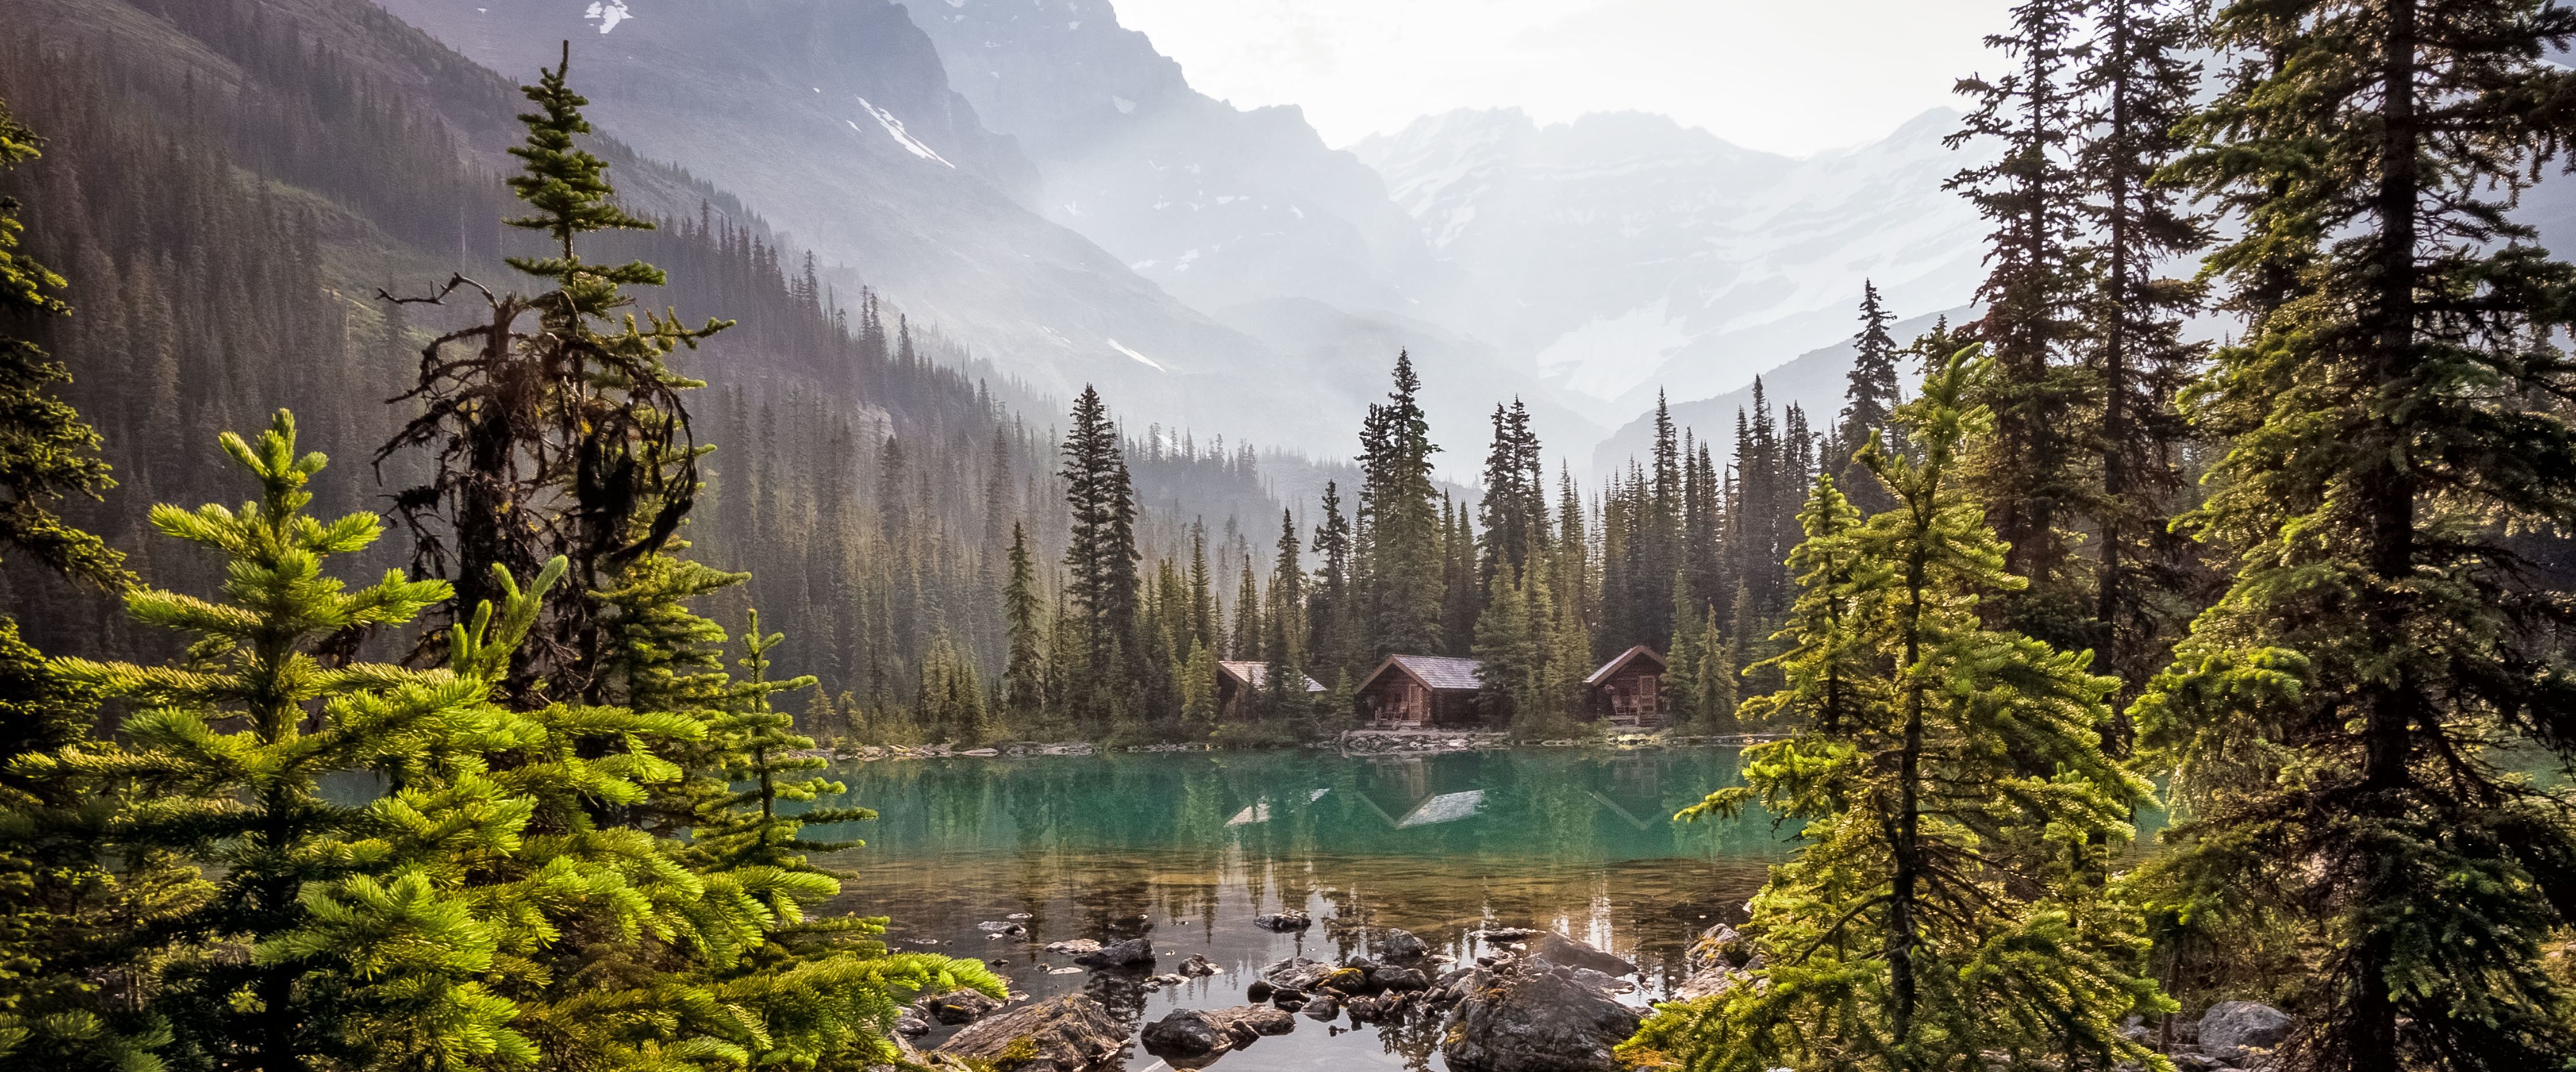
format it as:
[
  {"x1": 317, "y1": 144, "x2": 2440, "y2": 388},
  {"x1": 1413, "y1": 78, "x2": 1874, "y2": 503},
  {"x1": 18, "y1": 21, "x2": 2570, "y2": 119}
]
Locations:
[
  {"x1": 882, "y1": 913, "x2": 2293, "y2": 1072},
  {"x1": 803, "y1": 731, "x2": 1785, "y2": 763}
]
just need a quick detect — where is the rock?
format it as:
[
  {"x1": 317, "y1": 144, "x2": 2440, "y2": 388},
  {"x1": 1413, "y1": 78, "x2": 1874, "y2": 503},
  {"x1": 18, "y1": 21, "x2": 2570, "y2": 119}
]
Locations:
[
  {"x1": 1271, "y1": 993, "x2": 1306, "y2": 1012},
  {"x1": 1671, "y1": 965, "x2": 1746, "y2": 1002},
  {"x1": 1371, "y1": 965, "x2": 1430, "y2": 992},
  {"x1": 1301, "y1": 995, "x2": 1340, "y2": 1021},
  {"x1": 959, "y1": 748, "x2": 1000, "y2": 756},
  {"x1": 1474, "y1": 927, "x2": 1541, "y2": 941},
  {"x1": 1378, "y1": 928, "x2": 1431, "y2": 961},
  {"x1": 1342, "y1": 996, "x2": 1384, "y2": 1022},
  {"x1": 1146, "y1": 973, "x2": 1189, "y2": 989},
  {"x1": 1687, "y1": 924, "x2": 1754, "y2": 971},
  {"x1": 976, "y1": 920, "x2": 1027, "y2": 936},
  {"x1": 916, "y1": 989, "x2": 1004, "y2": 1025},
  {"x1": 936, "y1": 994, "x2": 1126, "y2": 1072},
  {"x1": 1008, "y1": 912, "x2": 1034, "y2": 921},
  {"x1": 2198, "y1": 1001, "x2": 2292, "y2": 1065},
  {"x1": 1254, "y1": 910, "x2": 1313, "y2": 931},
  {"x1": 1073, "y1": 937, "x2": 1155, "y2": 970},
  {"x1": 1317, "y1": 966, "x2": 1371, "y2": 993},
  {"x1": 1524, "y1": 932, "x2": 1637, "y2": 978},
  {"x1": 1245, "y1": 979, "x2": 1274, "y2": 1002},
  {"x1": 1440, "y1": 960, "x2": 1645, "y2": 1072},
  {"x1": 1140, "y1": 1009, "x2": 1232, "y2": 1059},
  {"x1": 1176, "y1": 954, "x2": 1218, "y2": 978},
  {"x1": 1214, "y1": 1005, "x2": 1296, "y2": 1037},
  {"x1": 1258, "y1": 956, "x2": 1334, "y2": 991},
  {"x1": 1044, "y1": 939, "x2": 1102, "y2": 957},
  {"x1": 893, "y1": 1015, "x2": 931, "y2": 1038}
]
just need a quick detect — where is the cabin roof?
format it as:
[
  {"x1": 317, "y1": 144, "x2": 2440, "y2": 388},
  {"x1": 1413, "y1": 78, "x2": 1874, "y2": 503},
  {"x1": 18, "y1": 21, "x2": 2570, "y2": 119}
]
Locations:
[
  {"x1": 1583, "y1": 645, "x2": 1668, "y2": 687},
  {"x1": 1358, "y1": 654, "x2": 1485, "y2": 694},
  {"x1": 1217, "y1": 660, "x2": 1325, "y2": 693}
]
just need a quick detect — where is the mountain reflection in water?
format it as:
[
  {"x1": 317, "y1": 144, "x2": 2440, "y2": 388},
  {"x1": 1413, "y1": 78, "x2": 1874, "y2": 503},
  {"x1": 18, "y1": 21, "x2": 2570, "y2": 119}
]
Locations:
[{"x1": 793, "y1": 747, "x2": 1790, "y2": 1072}]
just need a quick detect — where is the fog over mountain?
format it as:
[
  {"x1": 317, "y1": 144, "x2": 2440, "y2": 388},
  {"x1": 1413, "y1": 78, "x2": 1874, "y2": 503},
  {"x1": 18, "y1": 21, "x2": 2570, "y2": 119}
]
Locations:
[{"x1": 375, "y1": 0, "x2": 2000, "y2": 472}]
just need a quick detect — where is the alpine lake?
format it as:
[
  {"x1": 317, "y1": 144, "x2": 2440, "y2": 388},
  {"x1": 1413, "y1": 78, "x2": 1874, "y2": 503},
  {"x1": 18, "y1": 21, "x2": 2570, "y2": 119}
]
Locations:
[{"x1": 794, "y1": 746, "x2": 1852, "y2": 1072}]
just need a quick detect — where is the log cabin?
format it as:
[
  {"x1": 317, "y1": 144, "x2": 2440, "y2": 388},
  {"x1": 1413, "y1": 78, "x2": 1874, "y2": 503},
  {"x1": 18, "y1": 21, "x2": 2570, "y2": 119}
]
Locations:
[
  {"x1": 1352, "y1": 655, "x2": 1486, "y2": 728},
  {"x1": 1583, "y1": 645, "x2": 1668, "y2": 728}
]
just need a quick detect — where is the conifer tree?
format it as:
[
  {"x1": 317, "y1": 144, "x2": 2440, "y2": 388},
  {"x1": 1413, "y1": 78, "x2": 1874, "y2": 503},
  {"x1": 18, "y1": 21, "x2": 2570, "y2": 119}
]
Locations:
[
  {"x1": 2139, "y1": 1, "x2": 2576, "y2": 1065},
  {"x1": 1057, "y1": 386, "x2": 1141, "y2": 732},
  {"x1": 999, "y1": 523, "x2": 1046, "y2": 728},
  {"x1": 377, "y1": 45, "x2": 731, "y2": 700},
  {"x1": 1230, "y1": 564, "x2": 1263, "y2": 663},
  {"x1": 1950, "y1": 0, "x2": 2093, "y2": 645},
  {"x1": 1630, "y1": 355, "x2": 2164, "y2": 1071},
  {"x1": 1356, "y1": 352, "x2": 1443, "y2": 657},
  {"x1": 1837, "y1": 282, "x2": 1904, "y2": 516},
  {"x1": 2075, "y1": 0, "x2": 2208, "y2": 696},
  {"x1": 1264, "y1": 508, "x2": 1306, "y2": 712},
  {"x1": 1179, "y1": 640, "x2": 1218, "y2": 733},
  {"x1": 0, "y1": 98, "x2": 123, "y2": 591},
  {"x1": 1308, "y1": 482, "x2": 1355, "y2": 679}
]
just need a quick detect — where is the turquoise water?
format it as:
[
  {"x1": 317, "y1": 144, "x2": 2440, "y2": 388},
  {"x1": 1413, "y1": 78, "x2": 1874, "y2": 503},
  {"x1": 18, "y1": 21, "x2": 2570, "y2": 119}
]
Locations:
[{"x1": 804, "y1": 747, "x2": 1791, "y2": 1071}]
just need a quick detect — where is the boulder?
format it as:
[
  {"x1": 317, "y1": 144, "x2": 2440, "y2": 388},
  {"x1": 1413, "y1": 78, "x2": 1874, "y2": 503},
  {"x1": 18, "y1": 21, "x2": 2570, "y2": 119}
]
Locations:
[
  {"x1": 1254, "y1": 910, "x2": 1313, "y2": 931},
  {"x1": 1073, "y1": 937, "x2": 1155, "y2": 970},
  {"x1": 1176, "y1": 954, "x2": 1220, "y2": 978},
  {"x1": 1378, "y1": 928, "x2": 1431, "y2": 961},
  {"x1": 1044, "y1": 939, "x2": 1102, "y2": 957},
  {"x1": 1301, "y1": 994, "x2": 1340, "y2": 1021},
  {"x1": 1472, "y1": 927, "x2": 1541, "y2": 941},
  {"x1": 1371, "y1": 965, "x2": 1431, "y2": 992},
  {"x1": 1245, "y1": 979, "x2": 1274, "y2": 1002},
  {"x1": 1671, "y1": 965, "x2": 1747, "y2": 1002},
  {"x1": 1258, "y1": 956, "x2": 1335, "y2": 991},
  {"x1": 1140, "y1": 1009, "x2": 1232, "y2": 1059},
  {"x1": 1213, "y1": 1005, "x2": 1296, "y2": 1038},
  {"x1": 1686, "y1": 924, "x2": 1754, "y2": 972},
  {"x1": 893, "y1": 1015, "x2": 931, "y2": 1038},
  {"x1": 976, "y1": 920, "x2": 1028, "y2": 936},
  {"x1": 1525, "y1": 932, "x2": 1637, "y2": 978},
  {"x1": 936, "y1": 994, "x2": 1126, "y2": 1072},
  {"x1": 916, "y1": 989, "x2": 1004, "y2": 1025},
  {"x1": 1440, "y1": 960, "x2": 1645, "y2": 1072},
  {"x1": 2198, "y1": 1001, "x2": 2292, "y2": 1065}
]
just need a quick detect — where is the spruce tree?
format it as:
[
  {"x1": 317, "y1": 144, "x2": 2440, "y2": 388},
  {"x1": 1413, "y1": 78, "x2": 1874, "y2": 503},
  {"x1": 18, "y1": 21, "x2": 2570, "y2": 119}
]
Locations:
[
  {"x1": 1837, "y1": 281, "x2": 1904, "y2": 516},
  {"x1": 377, "y1": 44, "x2": 730, "y2": 700},
  {"x1": 2075, "y1": 0, "x2": 2208, "y2": 696},
  {"x1": 1356, "y1": 352, "x2": 1443, "y2": 657},
  {"x1": 999, "y1": 523, "x2": 1046, "y2": 729},
  {"x1": 1629, "y1": 355, "x2": 2164, "y2": 1071},
  {"x1": 1057, "y1": 386, "x2": 1141, "y2": 732},
  {"x1": 1950, "y1": 0, "x2": 2093, "y2": 646},
  {"x1": 2140, "y1": 0, "x2": 2576, "y2": 1065},
  {"x1": 0, "y1": 98, "x2": 124, "y2": 591},
  {"x1": 1308, "y1": 482, "x2": 1355, "y2": 679}
]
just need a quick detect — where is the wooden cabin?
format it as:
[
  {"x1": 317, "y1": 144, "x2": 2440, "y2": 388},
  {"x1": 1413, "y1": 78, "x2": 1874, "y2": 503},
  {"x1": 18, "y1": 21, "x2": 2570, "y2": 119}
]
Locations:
[
  {"x1": 1214, "y1": 660, "x2": 1326, "y2": 720},
  {"x1": 1354, "y1": 655, "x2": 1486, "y2": 728},
  {"x1": 1584, "y1": 645, "x2": 1668, "y2": 728}
]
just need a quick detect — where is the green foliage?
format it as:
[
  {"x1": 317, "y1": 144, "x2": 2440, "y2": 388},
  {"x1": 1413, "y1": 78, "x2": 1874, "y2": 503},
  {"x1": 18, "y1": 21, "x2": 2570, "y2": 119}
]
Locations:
[
  {"x1": 1631, "y1": 354, "x2": 2167, "y2": 1072},
  {"x1": 0, "y1": 97, "x2": 124, "y2": 591}
]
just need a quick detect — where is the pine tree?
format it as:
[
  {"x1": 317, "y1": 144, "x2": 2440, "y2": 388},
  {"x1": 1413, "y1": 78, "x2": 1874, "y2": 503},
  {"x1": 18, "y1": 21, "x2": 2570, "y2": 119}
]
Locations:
[
  {"x1": 2138, "y1": 1, "x2": 2576, "y2": 1065},
  {"x1": 999, "y1": 523, "x2": 1046, "y2": 729},
  {"x1": 1057, "y1": 386, "x2": 1141, "y2": 732},
  {"x1": 1264, "y1": 508, "x2": 1306, "y2": 712},
  {"x1": 1356, "y1": 352, "x2": 1442, "y2": 658},
  {"x1": 1837, "y1": 281, "x2": 1904, "y2": 516},
  {"x1": 0, "y1": 97, "x2": 124, "y2": 591},
  {"x1": 1179, "y1": 640, "x2": 1218, "y2": 733},
  {"x1": 377, "y1": 44, "x2": 730, "y2": 700},
  {"x1": 1629, "y1": 354, "x2": 2165, "y2": 1072},
  {"x1": 1308, "y1": 482, "x2": 1354, "y2": 679},
  {"x1": 1950, "y1": 0, "x2": 2093, "y2": 647},
  {"x1": 2074, "y1": 0, "x2": 2209, "y2": 698},
  {"x1": 1230, "y1": 563, "x2": 1263, "y2": 663}
]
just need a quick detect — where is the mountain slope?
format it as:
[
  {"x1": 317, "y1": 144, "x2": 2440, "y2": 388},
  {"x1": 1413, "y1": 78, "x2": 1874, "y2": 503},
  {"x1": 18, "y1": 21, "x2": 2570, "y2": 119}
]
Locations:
[
  {"x1": 1355, "y1": 107, "x2": 1994, "y2": 418},
  {"x1": 374, "y1": 0, "x2": 1355, "y2": 447}
]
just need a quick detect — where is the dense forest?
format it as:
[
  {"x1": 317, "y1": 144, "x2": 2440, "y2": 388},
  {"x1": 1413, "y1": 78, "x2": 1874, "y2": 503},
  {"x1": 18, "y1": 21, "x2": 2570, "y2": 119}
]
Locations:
[{"x1": 1, "y1": 0, "x2": 2574, "y2": 1069}]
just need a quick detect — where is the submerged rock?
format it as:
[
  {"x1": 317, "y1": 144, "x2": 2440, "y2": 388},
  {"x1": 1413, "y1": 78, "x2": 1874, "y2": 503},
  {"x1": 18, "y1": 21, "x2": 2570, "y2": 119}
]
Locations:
[
  {"x1": 1378, "y1": 928, "x2": 1431, "y2": 961},
  {"x1": 1073, "y1": 936, "x2": 1154, "y2": 970},
  {"x1": 1440, "y1": 959, "x2": 1645, "y2": 1072},
  {"x1": 1044, "y1": 939, "x2": 1102, "y2": 957},
  {"x1": 1524, "y1": 932, "x2": 1636, "y2": 978},
  {"x1": 1176, "y1": 954, "x2": 1219, "y2": 978},
  {"x1": 936, "y1": 994, "x2": 1126, "y2": 1072},
  {"x1": 916, "y1": 989, "x2": 1004, "y2": 1025},
  {"x1": 976, "y1": 920, "x2": 1028, "y2": 936},
  {"x1": 1254, "y1": 909, "x2": 1313, "y2": 931},
  {"x1": 1140, "y1": 1008, "x2": 1232, "y2": 1059}
]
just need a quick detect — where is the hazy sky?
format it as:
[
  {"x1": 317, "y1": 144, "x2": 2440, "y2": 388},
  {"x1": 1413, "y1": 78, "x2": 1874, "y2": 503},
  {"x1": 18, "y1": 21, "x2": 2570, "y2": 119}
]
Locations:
[{"x1": 1111, "y1": 0, "x2": 2016, "y2": 156}]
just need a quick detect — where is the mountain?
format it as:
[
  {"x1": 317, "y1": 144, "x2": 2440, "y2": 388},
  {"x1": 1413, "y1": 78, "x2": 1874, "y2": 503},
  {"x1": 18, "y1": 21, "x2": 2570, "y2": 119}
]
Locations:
[
  {"x1": 373, "y1": 0, "x2": 1359, "y2": 448},
  {"x1": 1353, "y1": 107, "x2": 1996, "y2": 421}
]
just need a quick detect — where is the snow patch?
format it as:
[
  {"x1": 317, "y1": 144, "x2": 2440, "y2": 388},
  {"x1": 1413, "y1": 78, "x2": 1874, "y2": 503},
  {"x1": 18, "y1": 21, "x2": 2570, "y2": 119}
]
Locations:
[
  {"x1": 1106, "y1": 339, "x2": 1166, "y2": 371},
  {"x1": 1535, "y1": 297, "x2": 1699, "y2": 401},
  {"x1": 583, "y1": 0, "x2": 630, "y2": 33},
  {"x1": 853, "y1": 97, "x2": 955, "y2": 168}
]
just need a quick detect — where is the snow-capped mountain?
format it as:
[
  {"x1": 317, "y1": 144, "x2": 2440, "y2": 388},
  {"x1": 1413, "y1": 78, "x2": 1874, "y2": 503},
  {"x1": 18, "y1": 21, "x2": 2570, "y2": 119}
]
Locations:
[
  {"x1": 374, "y1": 0, "x2": 1359, "y2": 449},
  {"x1": 1354, "y1": 107, "x2": 1995, "y2": 420}
]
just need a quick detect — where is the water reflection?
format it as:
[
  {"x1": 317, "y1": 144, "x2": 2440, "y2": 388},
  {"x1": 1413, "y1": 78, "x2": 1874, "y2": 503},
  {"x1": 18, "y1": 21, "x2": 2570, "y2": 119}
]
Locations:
[{"x1": 799, "y1": 748, "x2": 1793, "y2": 1072}]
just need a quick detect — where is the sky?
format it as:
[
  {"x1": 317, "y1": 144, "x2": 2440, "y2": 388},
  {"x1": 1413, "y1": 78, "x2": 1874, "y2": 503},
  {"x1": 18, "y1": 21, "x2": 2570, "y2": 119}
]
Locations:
[{"x1": 1110, "y1": 0, "x2": 2017, "y2": 157}]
